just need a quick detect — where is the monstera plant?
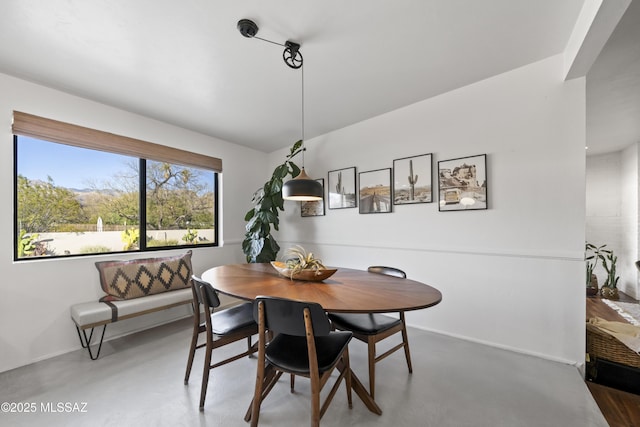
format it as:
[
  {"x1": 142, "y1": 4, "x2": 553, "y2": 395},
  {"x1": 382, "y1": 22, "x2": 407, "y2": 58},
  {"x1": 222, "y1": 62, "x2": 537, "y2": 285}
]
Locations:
[{"x1": 242, "y1": 141, "x2": 303, "y2": 263}]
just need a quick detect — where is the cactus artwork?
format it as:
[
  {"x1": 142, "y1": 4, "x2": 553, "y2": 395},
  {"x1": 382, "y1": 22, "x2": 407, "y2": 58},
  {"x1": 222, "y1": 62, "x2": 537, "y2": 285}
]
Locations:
[
  {"x1": 328, "y1": 167, "x2": 357, "y2": 209},
  {"x1": 392, "y1": 154, "x2": 432, "y2": 205},
  {"x1": 336, "y1": 171, "x2": 346, "y2": 207},
  {"x1": 408, "y1": 159, "x2": 418, "y2": 200}
]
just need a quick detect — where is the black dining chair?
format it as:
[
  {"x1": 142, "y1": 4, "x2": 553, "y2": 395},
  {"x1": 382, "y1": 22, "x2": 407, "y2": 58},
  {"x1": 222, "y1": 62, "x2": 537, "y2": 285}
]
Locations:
[
  {"x1": 327, "y1": 266, "x2": 412, "y2": 399},
  {"x1": 184, "y1": 276, "x2": 258, "y2": 411},
  {"x1": 245, "y1": 296, "x2": 353, "y2": 427}
]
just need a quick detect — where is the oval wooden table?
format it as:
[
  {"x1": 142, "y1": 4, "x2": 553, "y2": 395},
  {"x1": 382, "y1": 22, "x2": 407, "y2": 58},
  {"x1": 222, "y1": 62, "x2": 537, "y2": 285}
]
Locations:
[
  {"x1": 202, "y1": 263, "x2": 442, "y2": 313},
  {"x1": 201, "y1": 263, "x2": 443, "y2": 415}
]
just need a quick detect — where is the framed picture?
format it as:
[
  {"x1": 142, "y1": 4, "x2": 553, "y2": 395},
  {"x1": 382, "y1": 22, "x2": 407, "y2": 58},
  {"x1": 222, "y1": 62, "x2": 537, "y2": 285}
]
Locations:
[
  {"x1": 393, "y1": 153, "x2": 433, "y2": 205},
  {"x1": 328, "y1": 167, "x2": 357, "y2": 209},
  {"x1": 438, "y1": 154, "x2": 487, "y2": 211},
  {"x1": 359, "y1": 168, "x2": 392, "y2": 214},
  {"x1": 301, "y1": 179, "x2": 325, "y2": 217}
]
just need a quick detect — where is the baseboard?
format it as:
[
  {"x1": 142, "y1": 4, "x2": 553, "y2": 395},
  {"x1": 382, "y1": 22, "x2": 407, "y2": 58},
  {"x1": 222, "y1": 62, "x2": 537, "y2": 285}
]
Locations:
[{"x1": 413, "y1": 325, "x2": 582, "y2": 368}]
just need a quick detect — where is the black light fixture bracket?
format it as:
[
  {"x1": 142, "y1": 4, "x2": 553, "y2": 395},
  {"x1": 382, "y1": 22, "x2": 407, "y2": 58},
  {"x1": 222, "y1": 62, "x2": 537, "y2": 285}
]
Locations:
[
  {"x1": 283, "y1": 41, "x2": 303, "y2": 69},
  {"x1": 237, "y1": 19, "x2": 303, "y2": 68}
]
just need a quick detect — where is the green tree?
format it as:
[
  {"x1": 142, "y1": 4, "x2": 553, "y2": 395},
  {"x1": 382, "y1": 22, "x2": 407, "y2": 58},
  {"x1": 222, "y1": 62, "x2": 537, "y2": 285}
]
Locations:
[
  {"x1": 95, "y1": 191, "x2": 140, "y2": 226},
  {"x1": 145, "y1": 161, "x2": 212, "y2": 230},
  {"x1": 17, "y1": 175, "x2": 86, "y2": 232},
  {"x1": 85, "y1": 161, "x2": 214, "y2": 232}
]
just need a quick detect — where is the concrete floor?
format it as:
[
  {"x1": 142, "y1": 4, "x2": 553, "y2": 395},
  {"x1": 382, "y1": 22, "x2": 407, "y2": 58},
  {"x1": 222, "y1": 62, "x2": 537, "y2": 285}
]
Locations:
[{"x1": 0, "y1": 318, "x2": 608, "y2": 427}]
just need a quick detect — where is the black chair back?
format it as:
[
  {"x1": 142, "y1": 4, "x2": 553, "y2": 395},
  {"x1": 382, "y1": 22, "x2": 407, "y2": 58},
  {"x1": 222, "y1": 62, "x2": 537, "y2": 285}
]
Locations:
[
  {"x1": 192, "y1": 276, "x2": 221, "y2": 309},
  {"x1": 368, "y1": 265, "x2": 406, "y2": 279},
  {"x1": 253, "y1": 296, "x2": 331, "y2": 336}
]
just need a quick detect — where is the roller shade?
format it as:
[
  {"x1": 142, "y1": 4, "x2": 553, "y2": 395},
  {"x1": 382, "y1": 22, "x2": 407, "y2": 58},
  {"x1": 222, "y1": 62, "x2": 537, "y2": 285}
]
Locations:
[{"x1": 12, "y1": 111, "x2": 222, "y2": 172}]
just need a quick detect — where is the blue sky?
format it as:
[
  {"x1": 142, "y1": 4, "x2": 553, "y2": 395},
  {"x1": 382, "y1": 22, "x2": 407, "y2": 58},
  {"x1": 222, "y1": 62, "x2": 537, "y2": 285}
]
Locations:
[{"x1": 17, "y1": 136, "x2": 134, "y2": 189}]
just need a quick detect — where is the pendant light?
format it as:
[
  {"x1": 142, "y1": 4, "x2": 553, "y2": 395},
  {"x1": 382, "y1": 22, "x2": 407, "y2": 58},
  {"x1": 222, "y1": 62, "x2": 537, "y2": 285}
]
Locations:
[
  {"x1": 238, "y1": 19, "x2": 323, "y2": 201},
  {"x1": 282, "y1": 55, "x2": 323, "y2": 201}
]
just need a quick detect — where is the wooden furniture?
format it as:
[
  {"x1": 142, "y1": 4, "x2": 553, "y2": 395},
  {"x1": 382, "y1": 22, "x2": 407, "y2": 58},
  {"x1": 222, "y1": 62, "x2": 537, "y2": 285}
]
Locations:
[
  {"x1": 185, "y1": 277, "x2": 258, "y2": 411},
  {"x1": 246, "y1": 296, "x2": 353, "y2": 426},
  {"x1": 586, "y1": 294, "x2": 640, "y2": 395},
  {"x1": 328, "y1": 266, "x2": 412, "y2": 399},
  {"x1": 201, "y1": 263, "x2": 442, "y2": 414},
  {"x1": 201, "y1": 263, "x2": 441, "y2": 313},
  {"x1": 585, "y1": 294, "x2": 640, "y2": 426}
]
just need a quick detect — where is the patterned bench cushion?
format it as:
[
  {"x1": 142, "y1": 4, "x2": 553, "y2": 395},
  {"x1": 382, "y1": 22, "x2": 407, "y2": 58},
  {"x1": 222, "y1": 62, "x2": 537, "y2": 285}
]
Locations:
[{"x1": 96, "y1": 251, "x2": 192, "y2": 301}]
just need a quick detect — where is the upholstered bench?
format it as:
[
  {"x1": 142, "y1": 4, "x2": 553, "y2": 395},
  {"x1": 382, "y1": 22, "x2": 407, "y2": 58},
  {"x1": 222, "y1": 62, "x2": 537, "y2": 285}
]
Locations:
[{"x1": 70, "y1": 251, "x2": 194, "y2": 359}]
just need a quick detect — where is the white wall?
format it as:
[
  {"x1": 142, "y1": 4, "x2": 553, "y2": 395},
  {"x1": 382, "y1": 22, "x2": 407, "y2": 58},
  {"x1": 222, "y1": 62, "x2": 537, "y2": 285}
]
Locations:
[
  {"x1": 586, "y1": 144, "x2": 639, "y2": 298},
  {"x1": 586, "y1": 152, "x2": 623, "y2": 287},
  {"x1": 621, "y1": 143, "x2": 639, "y2": 298},
  {"x1": 274, "y1": 55, "x2": 587, "y2": 364},
  {"x1": 0, "y1": 73, "x2": 267, "y2": 373},
  {"x1": 0, "y1": 53, "x2": 588, "y2": 372}
]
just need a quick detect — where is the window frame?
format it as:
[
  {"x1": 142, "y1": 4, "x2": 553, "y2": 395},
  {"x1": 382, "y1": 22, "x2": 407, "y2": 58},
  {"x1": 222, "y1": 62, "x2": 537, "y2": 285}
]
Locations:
[{"x1": 12, "y1": 112, "x2": 221, "y2": 261}]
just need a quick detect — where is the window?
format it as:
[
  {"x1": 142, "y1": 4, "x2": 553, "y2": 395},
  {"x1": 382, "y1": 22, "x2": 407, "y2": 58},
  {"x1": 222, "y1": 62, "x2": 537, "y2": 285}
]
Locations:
[{"x1": 13, "y1": 111, "x2": 221, "y2": 260}]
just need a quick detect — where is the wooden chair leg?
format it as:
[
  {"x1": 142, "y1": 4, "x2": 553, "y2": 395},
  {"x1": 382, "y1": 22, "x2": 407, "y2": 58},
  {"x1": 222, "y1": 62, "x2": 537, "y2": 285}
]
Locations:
[
  {"x1": 184, "y1": 329, "x2": 199, "y2": 385},
  {"x1": 344, "y1": 349, "x2": 353, "y2": 408},
  {"x1": 368, "y1": 337, "x2": 376, "y2": 399},
  {"x1": 402, "y1": 326, "x2": 413, "y2": 373},
  {"x1": 199, "y1": 343, "x2": 213, "y2": 411},
  {"x1": 310, "y1": 372, "x2": 321, "y2": 427}
]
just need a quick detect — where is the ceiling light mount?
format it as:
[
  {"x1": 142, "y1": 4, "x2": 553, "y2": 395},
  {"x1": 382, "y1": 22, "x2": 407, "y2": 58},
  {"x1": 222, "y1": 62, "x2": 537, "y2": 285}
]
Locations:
[
  {"x1": 237, "y1": 19, "x2": 259, "y2": 38},
  {"x1": 237, "y1": 19, "x2": 303, "y2": 68}
]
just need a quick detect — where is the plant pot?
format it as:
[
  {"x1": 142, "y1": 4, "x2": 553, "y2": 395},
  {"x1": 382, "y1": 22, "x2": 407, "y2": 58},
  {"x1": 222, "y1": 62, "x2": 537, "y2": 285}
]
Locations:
[
  {"x1": 587, "y1": 274, "x2": 599, "y2": 297},
  {"x1": 600, "y1": 287, "x2": 619, "y2": 300}
]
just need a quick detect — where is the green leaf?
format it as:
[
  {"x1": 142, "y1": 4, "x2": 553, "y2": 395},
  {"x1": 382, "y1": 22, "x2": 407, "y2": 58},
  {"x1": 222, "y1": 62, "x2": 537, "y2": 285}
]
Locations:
[
  {"x1": 261, "y1": 196, "x2": 273, "y2": 210},
  {"x1": 290, "y1": 162, "x2": 301, "y2": 178},
  {"x1": 269, "y1": 178, "x2": 283, "y2": 195},
  {"x1": 245, "y1": 216, "x2": 260, "y2": 233},
  {"x1": 244, "y1": 209, "x2": 255, "y2": 222},
  {"x1": 274, "y1": 164, "x2": 289, "y2": 179},
  {"x1": 272, "y1": 191, "x2": 284, "y2": 211},
  {"x1": 289, "y1": 140, "x2": 303, "y2": 157}
]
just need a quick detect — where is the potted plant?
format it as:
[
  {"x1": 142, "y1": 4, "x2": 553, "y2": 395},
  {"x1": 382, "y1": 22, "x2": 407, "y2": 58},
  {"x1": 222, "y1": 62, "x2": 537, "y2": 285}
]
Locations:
[
  {"x1": 599, "y1": 249, "x2": 620, "y2": 300},
  {"x1": 585, "y1": 242, "x2": 607, "y2": 296},
  {"x1": 242, "y1": 141, "x2": 303, "y2": 263}
]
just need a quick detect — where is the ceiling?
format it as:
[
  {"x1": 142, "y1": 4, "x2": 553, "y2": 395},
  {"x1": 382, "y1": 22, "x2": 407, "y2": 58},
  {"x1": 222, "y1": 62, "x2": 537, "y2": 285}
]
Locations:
[
  {"x1": 0, "y1": 0, "x2": 630, "y2": 155},
  {"x1": 586, "y1": 0, "x2": 640, "y2": 156}
]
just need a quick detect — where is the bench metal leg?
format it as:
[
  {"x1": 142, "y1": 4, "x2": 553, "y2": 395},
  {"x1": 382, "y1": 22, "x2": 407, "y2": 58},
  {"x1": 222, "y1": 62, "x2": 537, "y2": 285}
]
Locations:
[{"x1": 75, "y1": 325, "x2": 107, "y2": 360}]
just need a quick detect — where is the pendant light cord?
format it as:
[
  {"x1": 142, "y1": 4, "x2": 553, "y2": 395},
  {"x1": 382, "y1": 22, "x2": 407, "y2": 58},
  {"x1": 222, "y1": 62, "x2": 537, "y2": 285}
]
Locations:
[{"x1": 301, "y1": 63, "x2": 305, "y2": 167}]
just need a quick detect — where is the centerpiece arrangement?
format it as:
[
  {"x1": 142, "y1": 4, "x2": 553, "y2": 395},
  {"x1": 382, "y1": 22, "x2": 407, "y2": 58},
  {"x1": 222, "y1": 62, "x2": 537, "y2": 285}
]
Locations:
[{"x1": 271, "y1": 245, "x2": 337, "y2": 281}]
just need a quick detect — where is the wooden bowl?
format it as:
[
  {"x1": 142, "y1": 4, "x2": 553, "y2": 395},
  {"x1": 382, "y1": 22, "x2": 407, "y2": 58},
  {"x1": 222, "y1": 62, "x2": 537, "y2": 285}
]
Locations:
[{"x1": 270, "y1": 261, "x2": 337, "y2": 282}]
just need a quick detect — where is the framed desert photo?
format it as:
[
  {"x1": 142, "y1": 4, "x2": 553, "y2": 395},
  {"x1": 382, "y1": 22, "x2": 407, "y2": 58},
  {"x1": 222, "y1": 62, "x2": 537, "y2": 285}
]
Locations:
[
  {"x1": 328, "y1": 167, "x2": 357, "y2": 209},
  {"x1": 301, "y1": 179, "x2": 325, "y2": 217},
  {"x1": 359, "y1": 168, "x2": 392, "y2": 214},
  {"x1": 393, "y1": 153, "x2": 433, "y2": 205},
  {"x1": 438, "y1": 154, "x2": 487, "y2": 211}
]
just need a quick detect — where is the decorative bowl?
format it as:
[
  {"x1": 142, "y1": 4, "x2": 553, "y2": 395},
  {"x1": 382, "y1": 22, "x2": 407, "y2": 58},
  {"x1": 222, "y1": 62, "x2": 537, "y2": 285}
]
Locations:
[{"x1": 270, "y1": 261, "x2": 337, "y2": 282}]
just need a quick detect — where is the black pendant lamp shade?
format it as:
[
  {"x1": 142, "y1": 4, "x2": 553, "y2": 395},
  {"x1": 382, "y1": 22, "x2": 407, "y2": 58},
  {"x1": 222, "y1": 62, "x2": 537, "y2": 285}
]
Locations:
[{"x1": 282, "y1": 168, "x2": 323, "y2": 201}]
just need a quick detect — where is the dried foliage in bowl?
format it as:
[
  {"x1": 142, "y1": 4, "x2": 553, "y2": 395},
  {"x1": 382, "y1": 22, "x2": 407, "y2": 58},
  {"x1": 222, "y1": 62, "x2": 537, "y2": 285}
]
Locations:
[{"x1": 270, "y1": 246, "x2": 337, "y2": 281}]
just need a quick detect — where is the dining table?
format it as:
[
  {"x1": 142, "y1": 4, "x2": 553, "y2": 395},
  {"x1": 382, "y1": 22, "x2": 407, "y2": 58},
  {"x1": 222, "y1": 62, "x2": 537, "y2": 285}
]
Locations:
[{"x1": 201, "y1": 262, "x2": 443, "y2": 415}]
